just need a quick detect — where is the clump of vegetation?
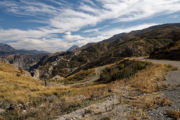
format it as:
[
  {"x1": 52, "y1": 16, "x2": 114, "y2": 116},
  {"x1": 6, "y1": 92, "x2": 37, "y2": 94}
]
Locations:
[
  {"x1": 62, "y1": 69, "x2": 95, "y2": 84},
  {"x1": 166, "y1": 110, "x2": 180, "y2": 119},
  {"x1": 96, "y1": 60, "x2": 152, "y2": 83},
  {"x1": 101, "y1": 117, "x2": 112, "y2": 120},
  {"x1": 129, "y1": 64, "x2": 176, "y2": 93},
  {"x1": 150, "y1": 40, "x2": 180, "y2": 60}
]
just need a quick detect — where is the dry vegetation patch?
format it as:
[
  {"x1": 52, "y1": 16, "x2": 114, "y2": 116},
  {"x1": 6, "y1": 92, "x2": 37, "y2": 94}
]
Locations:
[
  {"x1": 0, "y1": 62, "x2": 70, "y2": 103},
  {"x1": 166, "y1": 110, "x2": 180, "y2": 119},
  {"x1": 0, "y1": 60, "x2": 176, "y2": 119}
]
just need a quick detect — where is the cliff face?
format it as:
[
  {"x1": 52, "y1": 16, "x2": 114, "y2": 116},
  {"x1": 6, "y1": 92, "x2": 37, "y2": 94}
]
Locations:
[
  {"x1": 31, "y1": 23, "x2": 180, "y2": 80},
  {"x1": 0, "y1": 54, "x2": 47, "y2": 70},
  {"x1": 0, "y1": 43, "x2": 48, "y2": 70}
]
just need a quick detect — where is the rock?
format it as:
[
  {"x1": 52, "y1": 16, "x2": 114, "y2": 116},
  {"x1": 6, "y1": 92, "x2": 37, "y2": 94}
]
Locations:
[
  {"x1": 108, "y1": 89, "x2": 112, "y2": 93},
  {"x1": 6, "y1": 104, "x2": 15, "y2": 110},
  {"x1": 22, "y1": 110, "x2": 27, "y2": 115},
  {"x1": 0, "y1": 109, "x2": 5, "y2": 114},
  {"x1": 25, "y1": 102, "x2": 31, "y2": 108},
  {"x1": 0, "y1": 54, "x2": 46, "y2": 70},
  {"x1": 0, "y1": 101, "x2": 15, "y2": 110},
  {"x1": 18, "y1": 104, "x2": 24, "y2": 108},
  {"x1": 40, "y1": 104, "x2": 46, "y2": 108}
]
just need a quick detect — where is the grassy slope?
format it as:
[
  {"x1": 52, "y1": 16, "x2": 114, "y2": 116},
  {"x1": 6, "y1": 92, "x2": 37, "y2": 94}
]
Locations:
[
  {"x1": 0, "y1": 60, "x2": 176, "y2": 119},
  {"x1": 0, "y1": 62, "x2": 67, "y2": 103}
]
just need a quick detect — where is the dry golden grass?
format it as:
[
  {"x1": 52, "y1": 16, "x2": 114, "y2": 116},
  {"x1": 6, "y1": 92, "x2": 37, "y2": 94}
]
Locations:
[
  {"x1": 166, "y1": 110, "x2": 180, "y2": 119},
  {"x1": 105, "y1": 63, "x2": 174, "y2": 119},
  {"x1": 128, "y1": 64, "x2": 171, "y2": 93},
  {"x1": 0, "y1": 60, "x2": 175, "y2": 119},
  {"x1": 129, "y1": 93, "x2": 171, "y2": 110},
  {"x1": 127, "y1": 108, "x2": 149, "y2": 120},
  {"x1": 66, "y1": 61, "x2": 175, "y2": 120},
  {"x1": 0, "y1": 62, "x2": 69, "y2": 103}
]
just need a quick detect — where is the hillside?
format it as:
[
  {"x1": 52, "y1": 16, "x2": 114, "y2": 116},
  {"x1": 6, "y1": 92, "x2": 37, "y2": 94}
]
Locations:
[
  {"x1": 0, "y1": 43, "x2": 47, "y2": 56},
  {"x1": 150, "y1": 40, "x2": 180, "y2": 60},
  {"x1": 31, "y1": 23, "x2": 180, "y2": 80},
  {"x1": 0, "y1": 44, "x2": 15, "y2": 53},
  {"x1": 0, "y1": 61, "x2": 71, "y2": 119},
  {"x1": 0, "y1": 59, "x2": 177, "y2": 120},
  {"x1": 67, "y1": 45, "x2": 79, "y2": 52},
  {"x1": 0, "y1": 43, "x2": 48, "y2": 70},
  {"x1": 1, "y1": 23, "x2": 180, "y2": 119},
  {"x1": 0, "y1": 54, "x2": 46, "y2": 70}
]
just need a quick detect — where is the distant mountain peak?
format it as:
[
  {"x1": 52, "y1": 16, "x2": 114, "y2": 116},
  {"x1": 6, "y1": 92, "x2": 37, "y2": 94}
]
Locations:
[
  {"x1": 0, "y1": 43, "x2": 48, "y2": 56},
  {"x1": 0, "y1": 43, "x2": 16, "y2": 52},
  {"x1": 67, "y1": 45, "x2": 79, "y2": 52}
]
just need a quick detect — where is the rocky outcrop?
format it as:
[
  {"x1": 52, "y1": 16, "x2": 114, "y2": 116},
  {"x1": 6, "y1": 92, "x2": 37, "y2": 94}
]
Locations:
[
  {"x1": 0, "y1": 54, "x2": 46, "y2": 70},
  {"x1": 0, "y1": 43, "x2": 48, "y2": 70}
]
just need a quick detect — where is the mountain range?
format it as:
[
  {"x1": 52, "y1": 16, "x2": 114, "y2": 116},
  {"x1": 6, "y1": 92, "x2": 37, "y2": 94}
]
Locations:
[
  {"x1": 0, "y1": 43, "x2": 47, "y2": 56},
  {"x1": 1, "y1": 23, "x2": 180, "y2": 120},
  {"x1": 29, "y1": 23, "x2": 180, "y2": 80},
  {"x1": 67, "y1": 45, "x2": 79, "y2": 52},
  {"x1": 0, "y1": 43, "x2": 48, "y2": 70},
  {"x1": 0, "y1": 23, "x2": 180, "y2": 79}
]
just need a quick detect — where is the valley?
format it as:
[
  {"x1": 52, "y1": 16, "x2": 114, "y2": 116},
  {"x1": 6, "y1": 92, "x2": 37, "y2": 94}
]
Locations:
[{"x1": 0, "y1": 23, "x2": 180, "y2": 120}]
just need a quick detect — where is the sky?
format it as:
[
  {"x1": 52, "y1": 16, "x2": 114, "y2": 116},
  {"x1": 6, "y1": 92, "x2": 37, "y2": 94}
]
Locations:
[{"x1": 0, "y1": 0, "x2": 180, "y2": 52}]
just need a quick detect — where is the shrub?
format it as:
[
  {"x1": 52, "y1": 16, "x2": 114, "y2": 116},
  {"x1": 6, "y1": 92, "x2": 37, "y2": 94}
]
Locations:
[{"x1": 96, "y1": 60, "x2": 152, "y2": 83}]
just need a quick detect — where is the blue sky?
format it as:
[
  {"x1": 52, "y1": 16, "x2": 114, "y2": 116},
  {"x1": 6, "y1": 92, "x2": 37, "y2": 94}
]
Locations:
[{"x1": 0, "y1": 0, "x2": 180, "y2": 52}]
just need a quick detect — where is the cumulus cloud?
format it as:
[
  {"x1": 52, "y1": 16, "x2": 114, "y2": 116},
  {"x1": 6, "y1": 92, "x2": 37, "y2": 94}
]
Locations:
[{"x1": 0, "y1": 0, "x2": 180, "y2": 52}]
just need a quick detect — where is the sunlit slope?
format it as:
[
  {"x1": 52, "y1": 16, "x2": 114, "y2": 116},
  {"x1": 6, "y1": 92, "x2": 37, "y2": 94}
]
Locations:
[{"x1": 0, "y1": 62, "x2": 65, "y2": 103}]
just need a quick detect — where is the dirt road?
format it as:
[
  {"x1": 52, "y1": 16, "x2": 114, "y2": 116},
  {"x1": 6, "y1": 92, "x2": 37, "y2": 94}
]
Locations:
[
  {"x1": 137, "y1": 58, "x2": 180, "y2": 120},
  {"x1": 55, "y1": 58, "x2": 180, "y2": 120}
]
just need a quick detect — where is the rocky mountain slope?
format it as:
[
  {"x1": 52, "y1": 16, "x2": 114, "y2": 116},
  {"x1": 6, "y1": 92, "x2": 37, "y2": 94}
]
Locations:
[
  {"x1": 1, "y1": 23, "x2": 180, "y2": 120},
  {"x1": 0, "y1": 44, "x2": 15, "y2": 54},
  {"x1": 0, "y1": 43, "x2": 48, "y2": 70},
  {"x1": 67, "y1": 45, "x2": 79, "y2": 52},
  {"x1": 150, "y1": 39, "x2": 180, "y2": 60},
  {"x1": 31, "y1": 23, "x2": 180, "y2": 80},
  {"x1": 0, "y1": 54, "x2": 46, "y2": 70}
]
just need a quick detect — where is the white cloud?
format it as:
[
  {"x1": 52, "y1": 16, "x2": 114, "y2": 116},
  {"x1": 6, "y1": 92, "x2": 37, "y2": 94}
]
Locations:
[
  {"x1": 46, "y1": 0, "x2": 180, "y2": 33},
  {"x1": 83, "y1": 28, "x2": 100, "y2": 33},
  {"x1": 0, "y1": 0, "x2": 180, "y2": 52},
  {"x1": 0, "y1": 0, "x2": 59, "y2": 17},
  {"x1": 0, "y1": 28, "x2": 71, "y2": 52},
  {"x1": 63, "y1": 32, "x2": 84, "y2": 42},
  {"x1": 0, "y1": 23, "x2": 156, "y2": 52}
]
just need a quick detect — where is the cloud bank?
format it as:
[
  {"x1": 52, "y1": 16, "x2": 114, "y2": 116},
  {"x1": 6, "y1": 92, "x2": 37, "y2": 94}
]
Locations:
[{"x1": 0, "y1": 0, "x2": 180, "y2": 52}]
